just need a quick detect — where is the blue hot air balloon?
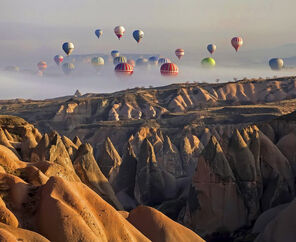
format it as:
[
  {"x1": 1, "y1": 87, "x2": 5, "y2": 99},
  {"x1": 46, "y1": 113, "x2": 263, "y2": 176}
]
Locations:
[
  {"x1": 133, "y1": 30, "x2": 144, "y2": 43},
  {"x1": 111, "y1": 50, "x2": 120, "y2": 58},
  {"x1": 207, "y1": 44, "x2": 216, "y2": 55},
  {"x1": 95, "y1": 29, "x2": 103, "y2": 39},
  {"x1": 148, "y1": 56, "x2": 159, "y2": 65},
  {"x1": 62, "y1": 42, "x2": 74, "y2": 56},
  {"x1": 158, "y1": 58, "x2": 171, "y2": 66},
  {"x1": 269, "y1": 58, "x2": 284, "y2": 71}
]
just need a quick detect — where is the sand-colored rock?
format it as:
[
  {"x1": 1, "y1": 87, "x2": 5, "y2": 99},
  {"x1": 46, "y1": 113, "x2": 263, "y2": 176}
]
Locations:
[
  {"x1": 128, "y1": 206, "x2": 205, "y2": 242},
  {"x1": 97, "y1": 137, "x2": 122, "y2": 178},
  {"x1": 36, "y1": 176, "x2": 150, "y2": 242},
  {"x1": 0, "y1": 222, "x2": 49, "y2": 242},
  {"x1": 73, "y1": 143, "x2": 123, "y2": 210}
]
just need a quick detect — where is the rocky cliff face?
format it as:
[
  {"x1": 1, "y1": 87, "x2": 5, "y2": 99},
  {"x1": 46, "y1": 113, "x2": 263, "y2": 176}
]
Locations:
[
  {"x1": 2, "y1": 77, "x2": 296, "y2": 240},
  {"x1": 0, "y1": 115, "x2": 206, "y2": 241}
]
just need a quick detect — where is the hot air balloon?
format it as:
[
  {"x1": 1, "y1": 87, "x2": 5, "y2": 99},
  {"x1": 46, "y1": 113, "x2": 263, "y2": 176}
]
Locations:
[
  {"x1": 160, "y1": 63, "x2": 179, "y2": 76},
  {"x1": 37, "y1": 61, "x2": 47, "y2": 71},
  {"x1": 115, "y1": 63, "x2": 133, "y2": 76},
  {"x1": 175, "y1": 49, "x2": 184, "y2": 60},
  {"x1": 5, "y1": 66, "x2": 20, "y2": 72},
  {"x1": 95, "y1": 29, "x2": 103, "y2": 39},
  {"x1": 231, "y1": 37, "x2": 243, "y2": 52},
  {"x1": 269, "y1": 58, "x2": 284, "y2": 71},
  {"x1": 54, "y1": 55, "x2": 64, "y2": 65},
  {"x1": 127, "y1": 59, "x2": 136, "y2": 67},
  {"x1": 91, "y1": 57, "x2": 104, "y2": 71},
  {"x1": 201, "y1": 57, "x2": 216, "y2": 68},
  {"x1": 158, "y1": 58, "x2": 171, "y2": 66},
  {"x1": 207, "y1": 44, "x2": 216, "y2": 55},
  {"x1": 113, "y1": 56, "x2": 127, "y2": 65},
  {"x1": 62, "y1": 63, "x2": 75, "y2": 75},
  {"x1": 133, "y1": 30, "x2": 144, "y2": 43},
  {"x1": 111, "y1": 50, "x2": 120, "y2": 58},
  {"x1": 114, "y1": 26, "x2": 125, "y2": 40},
  {"x1": 148, "y1": 56, "x2": 159, "y2": 65},
  {"x1": 62, "y1": 42, "x2": 74, "y2": 56},
  {"x1": 136, "y1": 57, "x2": 149, "y2": 66}
]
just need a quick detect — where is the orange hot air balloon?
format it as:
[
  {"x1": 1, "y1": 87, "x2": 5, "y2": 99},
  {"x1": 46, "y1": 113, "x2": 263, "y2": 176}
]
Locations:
[
  {"x1": 231, "y1": 37, "x2": 243, "y2": 52},
  {"x1": 160, "y1": 63, "x2": 179, "y2": 76},
  {"x1": 37, "y1": 61, "x2": 47, "y2": 71},
  {"x1": 175, "y1": 49, "x2": 184, "y2": 60},
  {"x1": 127, "y1": 59, "x2": 135, "y2": 67}
]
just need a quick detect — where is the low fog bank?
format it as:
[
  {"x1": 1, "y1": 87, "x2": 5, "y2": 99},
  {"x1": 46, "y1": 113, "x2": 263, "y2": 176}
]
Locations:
[{"x1": 0, "y1": 65, "x2": 295, "y2": 100}]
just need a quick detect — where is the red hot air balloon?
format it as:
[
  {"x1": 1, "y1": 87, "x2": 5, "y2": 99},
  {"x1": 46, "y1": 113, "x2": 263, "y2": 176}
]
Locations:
[
  {"x1": 175, "y1": 49, "x2": 184, "y2": 60},
  {"x1": 160, "y1": 63, "x2": 179, "y2": 76},
  {"x1": 231, "y1": 37, "x2": 243, "y2": 52},
  {"x1": 37, "y1": 61, "x2": 47, "y2": 71},
  {"x1": 115, "y1": 63, "x2": 134, "y2": 76},
  {"x1": 127, "y1": 59, "x2": 135, "y2": 67},
  {"x1": 54, "y1": 55, "x2": 64, "y2": 65}
]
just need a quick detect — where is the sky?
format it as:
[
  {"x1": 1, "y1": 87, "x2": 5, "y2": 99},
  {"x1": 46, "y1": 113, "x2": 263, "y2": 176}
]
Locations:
[
  {"x1": 0, "y1": 0, "x2": 295, "y2": 99},
  {"x1": 0, "y1": 0, "x2": 295, "y2": 63}
]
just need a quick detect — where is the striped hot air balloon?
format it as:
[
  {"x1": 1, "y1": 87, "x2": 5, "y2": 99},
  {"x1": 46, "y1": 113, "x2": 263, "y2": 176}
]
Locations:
[
  {"x1": 114, "y1": 26, "x2": 125, "y2": 39},
  {"x1": 54, "y1": 55, "x2": 64, "y2": 65},
  {"x1": 37, "y1": 61, "x2": 47, "y2": 71},
  {"x1": 207, "y1": 44, "x2": 216, "y2": 54},
  {"x1": 160, "y1": 63, "x2": 179, "y2": 76},
  {"x1": 175, "y1": 49, "x2": 184, "y2": 60},
  {"x1": 231, "y1": 37, "x2": 243, "y2": 52},
  {"x1": 62, "y1": 42, "x2": 74, "y2": 56},
  {"x1": 115, "y1": 63, "x2": 134, "y2": 76},
  {"x1": 113, "y1": 56, "x2": 127, "y2": 65},
  {"x1": 158, "y1": 58, "x2": 171, "y2": 66}
]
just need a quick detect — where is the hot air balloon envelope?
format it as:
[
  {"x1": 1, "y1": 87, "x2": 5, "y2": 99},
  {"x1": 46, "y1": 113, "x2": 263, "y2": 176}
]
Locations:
[
  {"x1": 158, "y1": 58, "x2": 171, "y2": 66},
  {"x1": 113, "y1": 56, "x2": 127, "y2": 65},
  {"x1": 269, "y1": 58, "x2": 284, "y2": 71},
  {"x1": 115, "y1": 63, "x2": 133, "y2": 76},
  {"x1": 133, "y1": 30, "x2": 144, "y2": 43},
  {"x1": 37, "y1": 61, "x2": 47, "y2": 71},
  {"x1": 127, "y1": 59, "x2": 136, "y2": 67},
  {"x1": 160, "y1": 63, "x2": 179, "y2": 76},
  {"x1": 95, "y1": 29, "x2": 103, "y2": 39},
  {"x1": 231, "y1": 37, "x2": 243, "y2": 52},
  {"x1": 62, "y1": 42, "x2": 74, "y2": 56},
  {"x1": 207, "y1": 44, "x2": 216, "y2": 54},
  {"x1": 54, "y1": 55, "x2": 64, "y2": 65},
  {"x1": 114, "y1": 26, "x2": 125, "y2": 39},
  {"x1": 201, "y1": 57, "x2": 216, "y2": 68},
  {"x1": 111, "y1": 50, "x2": 120, "y2": 58},
  {"x1": 62, "y1": 63, "x2": 75, "y2": 75},
  {"x1": 148, "y1": 56, "x2": 159, "y2": 65},
  {"x1": 175, "y1": 49, "x2": 184, "y2": 60}
]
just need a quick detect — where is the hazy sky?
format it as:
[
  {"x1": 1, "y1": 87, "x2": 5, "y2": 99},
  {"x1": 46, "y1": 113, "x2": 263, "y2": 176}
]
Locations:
[
  {"x1": 0, "y1": 0, "x2": 296, "y2": 99},
  {"x1": 0, "y1": 0, "x2": 295, "y2": 66}
]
